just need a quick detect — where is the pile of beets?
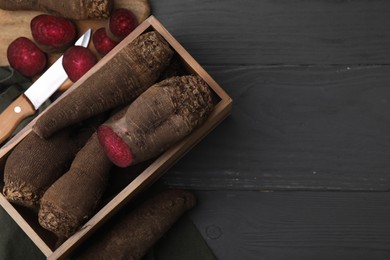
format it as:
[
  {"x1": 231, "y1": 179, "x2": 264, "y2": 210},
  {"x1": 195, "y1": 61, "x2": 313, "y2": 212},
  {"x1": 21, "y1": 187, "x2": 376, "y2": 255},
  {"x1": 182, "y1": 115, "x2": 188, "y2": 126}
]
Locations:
[{"x1": 7, "y1": 8, "x2": 138, "y2": 82}]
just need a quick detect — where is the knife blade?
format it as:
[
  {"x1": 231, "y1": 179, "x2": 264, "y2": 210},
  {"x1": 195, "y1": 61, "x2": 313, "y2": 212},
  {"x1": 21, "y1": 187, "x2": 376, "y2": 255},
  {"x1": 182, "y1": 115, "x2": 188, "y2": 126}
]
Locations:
[{"x1": 0, "y1": 29, "x2": 92, "y2": 145}]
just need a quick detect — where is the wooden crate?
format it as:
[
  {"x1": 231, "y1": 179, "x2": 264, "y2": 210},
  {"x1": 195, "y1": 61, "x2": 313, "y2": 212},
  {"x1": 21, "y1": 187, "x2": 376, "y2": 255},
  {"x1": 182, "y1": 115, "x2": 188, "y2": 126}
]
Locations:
[{"x1": 0, "y1": 15, "x2": 232, "y2": 259}]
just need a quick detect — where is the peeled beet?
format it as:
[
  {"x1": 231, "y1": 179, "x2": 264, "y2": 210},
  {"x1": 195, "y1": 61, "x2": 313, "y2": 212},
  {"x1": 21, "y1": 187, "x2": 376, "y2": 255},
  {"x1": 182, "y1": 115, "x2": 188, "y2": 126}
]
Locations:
[
  {"x1": 97, "y1": 125, "x2": 134, "y2": 167},
  {"x1": 7, "y1": 37, "x2": 47, "y2": 77},
  {"x1": 92, "y1": 27, "x2": 119, "y2": 56},
  {"x1": 62, "y1": 46, "x2": 97, "y2": 82},
  {"x1": 31, "y1": 14, "x2": 77, "y2": 53},
  {"x1": 107, "y1": 8, "x2": 138, "y2": 41}
]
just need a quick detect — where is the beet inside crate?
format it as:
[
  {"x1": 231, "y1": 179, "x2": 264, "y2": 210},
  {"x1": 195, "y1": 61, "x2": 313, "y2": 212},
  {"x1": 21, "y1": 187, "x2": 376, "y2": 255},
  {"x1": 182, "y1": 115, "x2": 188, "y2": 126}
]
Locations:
[{"x1": 0, "y1": 16, "x2": 232, "y2": 259}]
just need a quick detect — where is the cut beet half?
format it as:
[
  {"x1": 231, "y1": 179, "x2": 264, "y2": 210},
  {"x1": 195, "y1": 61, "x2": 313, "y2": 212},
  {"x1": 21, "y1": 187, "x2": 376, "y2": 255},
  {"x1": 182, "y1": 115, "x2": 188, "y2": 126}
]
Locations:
[{"x1": 97, "y1": 125, "x2": 134, "y2": 168}]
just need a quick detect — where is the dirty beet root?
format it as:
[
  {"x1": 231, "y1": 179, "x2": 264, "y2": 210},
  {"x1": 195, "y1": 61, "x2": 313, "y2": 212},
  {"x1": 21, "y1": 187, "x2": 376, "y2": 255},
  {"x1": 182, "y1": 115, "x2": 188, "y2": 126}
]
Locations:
[
  {"x1": 33, "y1": 31, "x2": 173, "y2": 139},
  {"x1": 3, "y1": 130, "x2": 79, "y2": 209},
  {"x1": 37, "y1": 107, "x2": 127, "y2": 238},
  {"x1": 38, "y1": 133, "x2": 112, "y2": 238},
  {"x1": 98, "y1": 75, "x2": 215, "y2": 167},
  {"x1": 2, "y1": 113, "x2": 105, "y2": 210},
  {"x1": 73, "y1": 189, "x2": 197, "y2": 260}
]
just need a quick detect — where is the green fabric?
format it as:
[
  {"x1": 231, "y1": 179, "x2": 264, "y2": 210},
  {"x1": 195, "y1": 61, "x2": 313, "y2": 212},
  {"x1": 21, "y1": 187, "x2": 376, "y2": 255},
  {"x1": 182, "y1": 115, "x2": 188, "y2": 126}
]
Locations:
[
  {"x1": 0, "y1": 207, "x2": 45, "y2": 260},
  {"x1": 0, "y1": 66, "x2": 30, "y2": 88},
  {"x1": 0, "y1": 67, "x2": 32, "y2": 110},
  {"x1": 0, "y1": 67, "x2": 216, "y2": 260}
]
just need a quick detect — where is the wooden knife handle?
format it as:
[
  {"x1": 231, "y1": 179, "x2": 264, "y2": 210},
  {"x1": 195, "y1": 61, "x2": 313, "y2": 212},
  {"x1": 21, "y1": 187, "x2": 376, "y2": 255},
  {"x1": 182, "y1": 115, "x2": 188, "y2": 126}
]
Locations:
[{"x1": 0, "y1": 95, "x2": 35, "y2": 144}]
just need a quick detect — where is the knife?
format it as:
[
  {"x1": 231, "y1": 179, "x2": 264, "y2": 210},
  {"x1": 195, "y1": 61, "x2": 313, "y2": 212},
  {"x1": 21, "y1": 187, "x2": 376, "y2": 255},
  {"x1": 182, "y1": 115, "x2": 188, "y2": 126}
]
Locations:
[{"x1": 0, "y1": 29, "x2": 92, "y2": 144}]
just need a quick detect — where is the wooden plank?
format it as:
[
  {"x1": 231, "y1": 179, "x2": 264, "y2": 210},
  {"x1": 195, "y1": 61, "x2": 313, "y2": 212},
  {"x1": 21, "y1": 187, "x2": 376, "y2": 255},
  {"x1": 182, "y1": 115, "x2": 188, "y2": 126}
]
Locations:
[
  {"x1": 162, "y1": 65, "x2": 390, "y2": 191},
  {"x1": 151, "y1": 0, "x2": 390, "y2": 65},
  {"x1": 190, "y1": 190, "x2": 390, "y2": 260}
]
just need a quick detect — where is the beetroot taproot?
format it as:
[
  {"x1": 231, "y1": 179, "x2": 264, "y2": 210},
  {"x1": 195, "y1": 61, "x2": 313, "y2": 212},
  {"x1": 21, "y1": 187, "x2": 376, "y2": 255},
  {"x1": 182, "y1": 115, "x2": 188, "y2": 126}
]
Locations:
[
  {"x1": 72, "y1": 190, "x2": 196, "y2": 260},
  {"x1": 33, "y1": 31, "x2": 173, "y2": 139},
  {"x1": 97, "y1": 75, "x2": 214, "y2": 167},
  {"x1": 7, "y1": 37, "x2": 47, "y2": 77},
  {"x1": 38, "y1": 133, "x2": 112, "y2": 238},
  {"x1": 62, "y1": 46, "x2": 97, "y2": 82},
  {"x1": 2, "y1": 113, "x2": 106, "y2": 209},
  {"x1": 31, "y1": 14, "x2": 77, "y2": 53},
  {"x1": 37, "y1": 107, "x2": 126, "y2": 238}
]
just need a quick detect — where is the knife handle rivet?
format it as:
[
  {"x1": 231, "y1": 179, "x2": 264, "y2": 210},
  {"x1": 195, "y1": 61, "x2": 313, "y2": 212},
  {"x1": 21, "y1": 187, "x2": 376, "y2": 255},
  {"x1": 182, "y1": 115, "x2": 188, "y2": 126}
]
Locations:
[{"x1": 14, "y1": 106, "x2": 22, "y2": 114}]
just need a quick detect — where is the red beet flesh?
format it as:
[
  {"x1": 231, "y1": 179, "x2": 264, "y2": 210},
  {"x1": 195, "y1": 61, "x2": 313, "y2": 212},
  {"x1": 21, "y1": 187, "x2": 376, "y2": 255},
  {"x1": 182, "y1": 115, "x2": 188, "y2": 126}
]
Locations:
[
  {"x1": 97, "y1": 125, "x2": 134, "y2": 168},
  {"x1": 108, "y1": 8, "x2": 138, "y2": 40},
  {"x1": 62, "y1": 46, "x2": 97, "y2": 82},
  {"x1": 7, "y1": 37, "x2": 47, "y2": 77},
  {"x1": 31, "y1": 14, "x2": 76, "y2": 52},
  {"x1": 92, "y1": 28, "x2": 119, "y2": 55}
]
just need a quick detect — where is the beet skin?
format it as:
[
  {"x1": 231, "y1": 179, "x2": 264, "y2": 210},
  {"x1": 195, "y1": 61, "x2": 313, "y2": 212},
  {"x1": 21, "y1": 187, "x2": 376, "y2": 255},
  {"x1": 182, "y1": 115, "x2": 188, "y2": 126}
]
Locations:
[
  {"x1": 7, "y1": 37, "x2": 47, "y2": 77},
  {"x1": 92, "y1": 27, "x2": 119, "y2": 56},
  {"x1": 108, "y1": 8, "x2": 138, "y2": 41},
  {"x1": 62, "y1": 46, "x2": 97, "y2": 82}
]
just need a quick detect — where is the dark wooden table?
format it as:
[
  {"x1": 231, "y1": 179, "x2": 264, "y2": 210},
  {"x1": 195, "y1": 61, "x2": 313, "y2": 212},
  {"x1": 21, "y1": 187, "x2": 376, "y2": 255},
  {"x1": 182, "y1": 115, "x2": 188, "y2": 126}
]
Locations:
[{"x1": 152, "y1": 1, "x2": 390, "y2": 259}]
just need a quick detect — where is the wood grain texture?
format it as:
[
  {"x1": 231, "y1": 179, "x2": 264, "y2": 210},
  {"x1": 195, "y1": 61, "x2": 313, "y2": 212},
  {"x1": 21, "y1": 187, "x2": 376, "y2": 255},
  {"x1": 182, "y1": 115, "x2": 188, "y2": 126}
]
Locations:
[
  {"x1": 190, "y1": 190, "x2": 390, "y2": 260},
  {"x1": 149, "y1": 2, "x2": 390, "y2": 259},
  {"x1": 151, "y1": 0, "x2": 390, "y2": 65},
  {"x1": 162, "y1": 65, "x2": 390, "y2": 191}
]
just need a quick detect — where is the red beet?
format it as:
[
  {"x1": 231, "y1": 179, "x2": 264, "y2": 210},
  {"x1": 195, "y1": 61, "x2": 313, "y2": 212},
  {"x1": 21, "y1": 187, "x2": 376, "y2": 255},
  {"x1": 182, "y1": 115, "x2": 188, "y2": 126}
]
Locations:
[
  {"x1": 97, "y1": 125, "x2": 134, "y2": 167},
  {"x1": 96, "y1": 76, "x2": 214, "y2": 168},
  {"x1": 108, "y1": 8, "x2": 138, "y2": 41},
  {"x1": 7, "y1": 37, "x2": 47, "y2": 77},
  {"x1": 92, "y1": 27, "x2": 119, "y2": 56},
  {"x1": 62, "y1": 46, "x2": 97, "y2": 82},
  {"x1": 31, "y1": 14, "x2": 76, "y2": 52}
]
